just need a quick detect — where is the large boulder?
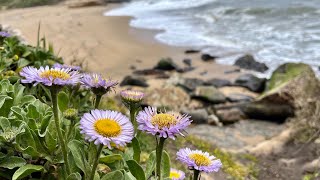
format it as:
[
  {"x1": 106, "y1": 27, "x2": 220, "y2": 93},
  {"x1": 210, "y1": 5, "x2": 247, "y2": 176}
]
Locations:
[
  {"x1": 242, "y1": 63, "x2": 320, "y2": 122},
  {"x1": 261, "y1": 63, "x2": 320, "y2": 107},
  {"x1": 201, "y1": 54, "x2": 217, "y2": 62},
  {"x1": 120, "y1": 75, "x2": 149, "y2": 87},
  {"x1": 234, "y1": 54, "x2": 268, "y2": 72},
  {"x1": 144, "y1": 86, "x2": 190, "y2": 111},
  {"x1": 234, "y1": 74, "x2": 266, "y2": 92},
  {"x1": 193, "y1": 86, "x2": 226, "y2": 104}
]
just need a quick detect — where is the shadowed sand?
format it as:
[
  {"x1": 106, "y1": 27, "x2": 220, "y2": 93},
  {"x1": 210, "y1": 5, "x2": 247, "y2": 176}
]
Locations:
[{"x1": 0, "y1": 4, "x2": 242, "y2": 81}]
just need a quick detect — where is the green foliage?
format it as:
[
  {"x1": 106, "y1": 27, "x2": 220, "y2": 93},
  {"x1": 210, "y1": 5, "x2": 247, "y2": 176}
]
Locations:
[{"x1": 0, "y1": 35, "x2": 62, "y2": 83}]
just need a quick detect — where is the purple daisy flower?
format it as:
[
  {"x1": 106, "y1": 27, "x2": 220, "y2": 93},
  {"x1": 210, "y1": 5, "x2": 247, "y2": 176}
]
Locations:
[
  {"x1": 80, "y1": 109, "x2": 134, "y2": 148},
  {"x1": 81, "y1": 73, "x2": 118, "y2": 94},
  {"x1": 177, "y1": 148, "x2": 222, "y2": 173},
  {"x1": 53, "y1": 63, "x2": 81, "y2": 71},
  {"x1": 170, "y1": 168, "x2": 186, "y2": 180},
  {"x1": 20, "y1": 66, "x2": 81, "y2": 86},
  {"x1": 136, "y1": 106, "x2": 192, "y2": 139},
  {"x1": 120, "y1": 89, "x2": 144, "y2": 103},
  {"x1": 0, "y1": 31, "x2": 11, "y2": 37}
]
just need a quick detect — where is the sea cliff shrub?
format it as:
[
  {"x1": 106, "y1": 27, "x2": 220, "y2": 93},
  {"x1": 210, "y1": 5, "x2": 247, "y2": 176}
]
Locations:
[{"x1": 0, "y1": 33, "x2": 224, "y2": 180}]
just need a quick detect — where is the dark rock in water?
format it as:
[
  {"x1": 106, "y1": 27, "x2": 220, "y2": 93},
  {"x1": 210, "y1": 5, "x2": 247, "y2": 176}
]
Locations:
[
  {"x1": 183, "y1": 108, "x2": 208, "y2": 124},
  {"x1": 224, "y1": 69, "x2": 241, "y2": 74},
  {"x1": 227, "y1": 93, "x2": 254, "y2": 102},
  {"x1": 104, "y1": 0, "x2": 131, "y2": 3},
  {"x1": 178, "y1": 78, "x2": 205, "y2": 92},
  {"x1": 201, "y1": 54, "x2": 217, "y2": 62},
  {"x1": 216, "y1": 108, "x2": 246, "y2": 124},
  {"x1": 183, "y1": 58, "x2": 192, "y2": 66},
  {"x1": 241, "y1": 102, "x2": 294, "y2": 123},
  {"x1": 193, "y1": 86, "x2": 227, "y2": 104},
  {"x1": 185, "y1": 49, "x2": 200, "y2": 54},
  {"x1": 205, "y1": 78, "x2": 232, "y2": 87},
  {"x1": 234, "y1": 74, "x2": 266, "y2": 92},
  {"x1": 234, "y1": 54, "x2": 269, "y2": 72},
  {"x1": 154, "y1": 58, "x2": 179, "y2": 71},
  {"x1": 120, "y1": 75, "x2": 149, "y2": 87}
]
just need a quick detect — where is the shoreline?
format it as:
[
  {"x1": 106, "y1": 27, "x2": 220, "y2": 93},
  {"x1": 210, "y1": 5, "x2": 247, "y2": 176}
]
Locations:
[{"x1": 0, "y1": 4, "x2": 244, "y2": 81}]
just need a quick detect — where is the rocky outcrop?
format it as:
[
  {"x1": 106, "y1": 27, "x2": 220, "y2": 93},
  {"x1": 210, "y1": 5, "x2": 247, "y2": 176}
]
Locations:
[
  {"x1": 234, "y1": 54, "x2": 268, "y2": 72},
  {"x1": 242, "y1": 63, "x2": 320, "y2": 122},
  {"x1": 193, "y1": 86, "x2": 227, "y2": 104},
  {"x1": 261, "y1": 63, "x2": 320, "y2": 108},
  {"x1": 234, "y1": 74, "x2": 266, "y2": 92},
  {"x1": 120, "y1": 75, "x2": 149, "y2": 87}
]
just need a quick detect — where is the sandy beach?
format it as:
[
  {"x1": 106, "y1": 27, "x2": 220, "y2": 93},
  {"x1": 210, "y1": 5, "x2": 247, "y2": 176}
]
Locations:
[{"x1": 0, "y1": 3, "x2": 242, "y2": 81}]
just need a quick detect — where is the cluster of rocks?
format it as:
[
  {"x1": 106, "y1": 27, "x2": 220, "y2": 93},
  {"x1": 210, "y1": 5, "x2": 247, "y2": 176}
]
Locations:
[{"x1": 120, "y1": 54, "x2": 320, "y2": 127}]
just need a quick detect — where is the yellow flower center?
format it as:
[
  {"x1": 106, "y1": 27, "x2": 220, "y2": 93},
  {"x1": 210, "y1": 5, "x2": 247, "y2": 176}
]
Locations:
[
  {"x1": 94, "y1": 119, "x2": 121, "y2": 137},
  {"x1": 189, "y1": 153, "x2": 211, "y2": 166},
  {"x1": 40, "y1": 70, "x2": 70, "y2": 80},
  {"x1": 169, "y1": 171, "x2": 181, "y2": 179},
  {"x1": 151, "y1": 114, "x2": 177, "y2": 129}
]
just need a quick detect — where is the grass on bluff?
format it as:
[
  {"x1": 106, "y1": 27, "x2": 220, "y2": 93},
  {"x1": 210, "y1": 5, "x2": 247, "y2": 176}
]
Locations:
[{"x1": 0, "y1": 0, "x2": 64, "y2": 9}]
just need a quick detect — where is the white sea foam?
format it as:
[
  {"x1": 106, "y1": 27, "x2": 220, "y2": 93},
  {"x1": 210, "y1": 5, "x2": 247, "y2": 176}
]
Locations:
[{"x1": 105, "y1": 0, "x2": 320, "y2": 77}]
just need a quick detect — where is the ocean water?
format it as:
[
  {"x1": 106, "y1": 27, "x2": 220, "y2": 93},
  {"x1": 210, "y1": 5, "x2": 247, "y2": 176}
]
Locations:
[{"x1": 105, "y1": 0, "x2": 320, "y2": 77}]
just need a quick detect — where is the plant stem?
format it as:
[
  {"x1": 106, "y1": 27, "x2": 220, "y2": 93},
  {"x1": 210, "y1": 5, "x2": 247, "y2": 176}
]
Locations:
[
  {"x1": 89, "y1": 144, "x2": 103, "y2": 180},
  {"x1": 155, "y1": 137, "x2": 166, "y2": 180},
  {"x1": 193, "y1": 170, "x2": 200, "y2": 180},
  {"x1": 129, "y1": 106, "x2": 138, "y2": 133},
  {"x1": 50, "y1": 88, "x2": 71, "y2": 175},
  {"x1": 95, "y1": 94, "x2": 102, "y2": 109}
]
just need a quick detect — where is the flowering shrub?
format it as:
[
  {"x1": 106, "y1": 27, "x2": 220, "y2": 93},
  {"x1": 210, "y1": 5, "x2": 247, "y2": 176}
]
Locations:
[{"x1": 0, "y1": 33, "x2": 222, "y2": 180}]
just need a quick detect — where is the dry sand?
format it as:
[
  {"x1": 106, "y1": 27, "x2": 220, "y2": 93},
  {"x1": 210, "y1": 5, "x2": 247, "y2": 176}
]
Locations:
[{"x1": 0, "y1": 4, "x2": 243, "y2": 81}]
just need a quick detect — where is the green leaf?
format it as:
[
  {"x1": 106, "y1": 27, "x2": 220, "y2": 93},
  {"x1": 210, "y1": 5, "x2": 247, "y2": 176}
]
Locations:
[
  {"x1": 20, "y1": 95, "x2": 36, "y2": 105},
  {"x1": 0, "y1": 156, "x2": 26, "y2": 169},
  {"x1": 68, "y1": 140, "x2": 88, "y2": 176},
  {"x1": 45, "y1": 131, "x2": 57, "y2": 153},
  {"x1": 132, "y1": 137, "x2": 141, "y2": 163},
  {"x1": 161, "y1": 151, "x2": 171, "y2": 178},
  {"x1": 58, "y1": 91, "x2": 69, "y2": 112},
  {"x1": 26, "y1": 104, "x2": 39, "y2": 119},
  {"x1": 126, "y1": 160, "x2": 146, "y2": 180},
  {"x1": 17, "y1": 58, "x2": 31, "y2": 68},
  {"x1": 101, "y1": 170, "x2": 124, "y2": 180},
  {"x1": 66, "y1": 173, "x2": 82, "y2": 180},
  {"x1": 0, "y1": 117, "x2": 11, "y2": 131},
  {"x1": 100, "y1": 154, "x2": 122, "y2": 164},
  {"x1": 11, "y1": 106, "x2": 25, "y2": 121},
  {"x1": 0, "y1": 95, "x2": 12, "y2": 109},
  {"x1": 12, "y1": 164, "x2": 43, "y2": 180},
  {"x1": 39, "y1": 115, "x2": 52, "y2": 137},
  {"x1": 124, "y1": 172, "x2": 136, "y2": 180},
  {"x1": 145, "y1": 151, "x2": 156, "y2": 179}
]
